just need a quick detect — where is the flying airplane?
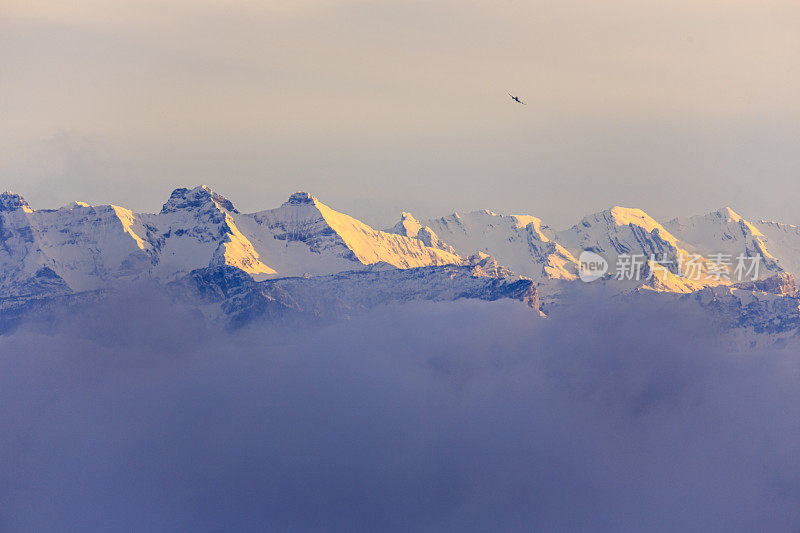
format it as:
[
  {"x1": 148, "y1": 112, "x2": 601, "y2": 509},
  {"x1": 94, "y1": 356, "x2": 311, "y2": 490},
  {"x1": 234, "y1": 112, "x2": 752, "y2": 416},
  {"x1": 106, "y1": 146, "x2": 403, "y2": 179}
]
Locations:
[{"x1": 508, "y1": 93, "x2": 527, "y2": 105}]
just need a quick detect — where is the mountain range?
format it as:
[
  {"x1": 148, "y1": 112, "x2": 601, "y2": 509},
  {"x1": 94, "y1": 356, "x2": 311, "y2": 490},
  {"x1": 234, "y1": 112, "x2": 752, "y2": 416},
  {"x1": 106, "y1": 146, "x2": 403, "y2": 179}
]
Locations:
[{"x1": 2, "y1": 185, "x2": 799, "y2": 337}]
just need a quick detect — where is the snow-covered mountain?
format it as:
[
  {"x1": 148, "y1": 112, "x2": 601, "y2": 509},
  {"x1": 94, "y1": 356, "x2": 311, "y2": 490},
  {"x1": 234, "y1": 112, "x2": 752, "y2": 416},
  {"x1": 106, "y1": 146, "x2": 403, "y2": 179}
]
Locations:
[
  {"x1": 146, "y1": 186, "x2": 276, "y2": 279},
  {"x1": 239, "y1": 192, "x2": 463, "y2": 277},
  {"x1": 0, "y1": 192, "x2": 152, "y2": 296},
  {"x1": 754, "y1": 220, "x2": 800, "y2": 279},
  {"x1": 389, "y1": 210, "x2": 579, "y2": 281},
  {"x1": 557, "y1": 206, "x2": 681, "y2": 264},
  {"x1": 665, "y1": 207, "x2": 781, "y2": 275},
  {"x1": 2, "y1": 185, "x2": 800, "y2": 335},
  {"x1": 555, "y1": 206, "x2": 729, "y2": 293},
  {"x1": 687, "y1": 272, "x2": 800, "y2": 334},
  {"x1": 0, "y1": 186, "x2": 526, "y2": 330},
  {"x1": 390, "y1": 205, "x2": 734, "y2": 294},
  {"x1": 0, "y1": 186, "x2": 466, "y2": 298},
  {"x1": 169, "y1": 258, "x2": 539, "y2": 327}
]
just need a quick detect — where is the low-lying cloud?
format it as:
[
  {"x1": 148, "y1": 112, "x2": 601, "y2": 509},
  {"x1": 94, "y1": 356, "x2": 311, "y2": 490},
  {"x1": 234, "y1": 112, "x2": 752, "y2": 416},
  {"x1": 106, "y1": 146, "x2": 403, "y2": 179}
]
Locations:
[{"x1": 1, "y1": 294, "x2": 800, "y2": 531}]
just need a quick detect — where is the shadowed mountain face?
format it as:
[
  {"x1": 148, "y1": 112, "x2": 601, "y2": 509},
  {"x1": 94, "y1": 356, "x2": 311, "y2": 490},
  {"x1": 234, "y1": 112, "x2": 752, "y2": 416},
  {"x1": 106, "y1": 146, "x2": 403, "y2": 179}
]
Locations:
[
  {"x1": 1, "y1": 186, "x2": 800, "y2": 336},
  {"x1": 170, "y1": 262, "x2": 539, "y2": 328}
]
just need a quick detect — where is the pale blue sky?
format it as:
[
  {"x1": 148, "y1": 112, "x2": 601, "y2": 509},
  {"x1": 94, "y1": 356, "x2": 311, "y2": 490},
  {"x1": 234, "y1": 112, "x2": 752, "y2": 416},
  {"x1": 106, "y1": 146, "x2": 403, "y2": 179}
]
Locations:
[{"x1": 2, "y1": 0, "x2": 798, "y2": 228}]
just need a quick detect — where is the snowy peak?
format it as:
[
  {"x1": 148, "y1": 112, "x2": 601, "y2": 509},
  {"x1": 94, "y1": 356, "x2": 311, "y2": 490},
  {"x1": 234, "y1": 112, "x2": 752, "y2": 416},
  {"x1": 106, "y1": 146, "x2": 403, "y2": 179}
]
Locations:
[
  {"x1": 667, "y1": 206, "x2": 765, "y2": 241},
  {"x1": 665, "y1": 207, "x2": 780, "y2": 275},
  {"x1": 466, "y1": 210, "x2": 553, "y2": 240},
  {"x1": 586, "y1": 206, "x2": 678, "y2": 244},
  {"x1": 388, "y1": 212, "x2": 453, "y2": 252},
  {"x1": 559, "y1": 206, "x2": 680, "y2": 254},
  {"x1": 710, "y1": 206, "x2": 766, "y2": 238},
  {"x1": 405, "y1": 209, "x2": 578, "y2": 281},
  {"x1": 715, "y1": 206, "x2": 746, "y2": 221},
  {"x1": 288, "y1": 195, "x2": 464, "y2": 269},
  {"x1": 554, "y1": 206, "x2": 728, "y2": 292},
  {"x1": 713, "y1": 206, "x2": 758, "y2": 228},
  {"x1": 284, "y1": 191, "x2": 316, "y2": 206},
  {"x1": 150, "y1": 186, "x2": 274, "y2": 279},
  {"x1": 468, "y1": 252, "x2": 513, "y2": 278},
  {"x1": 422, "y1": 210, "x2": 551, "y2": 240},
  {"x1": 0, "y1": 192, "x2": 32, "y2": 213},
  {"x1": 236, "y1": 193, "x2": 465, "y2": 277},
  {"x1": 160, "y1": 185, "x2": 238, "y2": 214},
  {"x1": 391, "y1": 212, "x2": 425, "y2": 238},
  {"x1": 0, "y1": 197, "x2": 157, "y2": 294},
  {"x1": 607, "y1": 206, "x2": 663, "y2": 227}
]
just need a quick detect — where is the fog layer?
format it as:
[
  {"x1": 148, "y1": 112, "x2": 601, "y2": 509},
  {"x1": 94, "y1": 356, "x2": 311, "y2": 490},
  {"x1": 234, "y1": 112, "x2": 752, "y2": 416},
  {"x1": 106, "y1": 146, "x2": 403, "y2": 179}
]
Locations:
[{"x1": 2, "y1": 295, "x2": 799, "y2": 531}]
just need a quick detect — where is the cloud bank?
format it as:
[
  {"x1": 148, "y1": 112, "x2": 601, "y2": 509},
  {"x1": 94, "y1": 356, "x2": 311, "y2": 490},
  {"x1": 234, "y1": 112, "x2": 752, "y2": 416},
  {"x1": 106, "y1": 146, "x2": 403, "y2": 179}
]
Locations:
[{"x1": 1, "y1": 294, "x2": 800, "y2": 531}]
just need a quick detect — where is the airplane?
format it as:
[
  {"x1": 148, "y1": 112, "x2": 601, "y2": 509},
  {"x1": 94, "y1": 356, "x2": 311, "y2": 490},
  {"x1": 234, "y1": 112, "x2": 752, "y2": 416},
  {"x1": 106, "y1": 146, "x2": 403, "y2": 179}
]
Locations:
[{"x1": 508, "y1": 93, "x2": 527, "y2": 105}]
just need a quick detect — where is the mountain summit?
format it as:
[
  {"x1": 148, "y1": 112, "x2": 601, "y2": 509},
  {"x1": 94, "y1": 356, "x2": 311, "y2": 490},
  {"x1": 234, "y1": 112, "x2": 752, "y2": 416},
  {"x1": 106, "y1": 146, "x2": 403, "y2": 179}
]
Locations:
[
  {"x1": 0, "y1": 192, "x2": 32, "y2": 213},
  {"x1": 161, "y1": 185, "x2": 238, "y2": 214}
]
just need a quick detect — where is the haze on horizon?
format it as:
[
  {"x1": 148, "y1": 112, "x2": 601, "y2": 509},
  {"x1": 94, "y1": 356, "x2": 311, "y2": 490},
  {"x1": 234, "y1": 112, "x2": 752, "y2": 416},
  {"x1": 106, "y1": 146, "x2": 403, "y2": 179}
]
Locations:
[{"x1": 1, "y1": 0, "x2": 798, "y2": 229}]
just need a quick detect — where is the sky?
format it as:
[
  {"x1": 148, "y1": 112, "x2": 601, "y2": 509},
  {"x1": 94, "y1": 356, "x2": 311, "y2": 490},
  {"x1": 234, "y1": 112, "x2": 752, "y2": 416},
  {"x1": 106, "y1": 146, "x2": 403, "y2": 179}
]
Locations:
[{"x1": 1, "y1": 0, "x2": 799, "y2": 228}]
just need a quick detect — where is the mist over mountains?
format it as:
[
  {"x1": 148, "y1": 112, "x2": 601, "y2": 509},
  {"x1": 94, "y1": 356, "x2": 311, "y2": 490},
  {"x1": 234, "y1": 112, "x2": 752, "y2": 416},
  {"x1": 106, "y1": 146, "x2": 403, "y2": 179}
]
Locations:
[{"x1": 3, "y1": 293, "x2": 800, "y2": 531}]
